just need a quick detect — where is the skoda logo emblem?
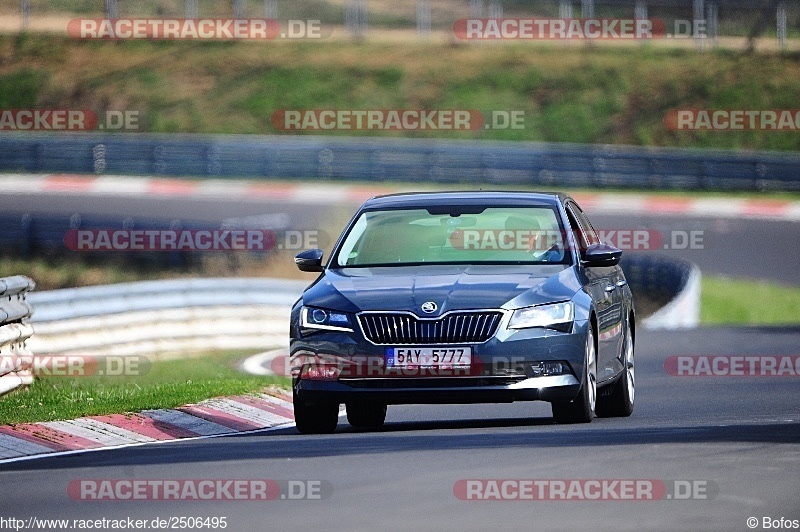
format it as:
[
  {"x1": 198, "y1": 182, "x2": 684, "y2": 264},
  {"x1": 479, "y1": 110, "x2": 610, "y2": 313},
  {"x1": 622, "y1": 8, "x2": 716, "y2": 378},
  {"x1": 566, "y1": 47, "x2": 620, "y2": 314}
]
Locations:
[{"x1": 421, "y1": 302, "x2": 438, "y2": 314}]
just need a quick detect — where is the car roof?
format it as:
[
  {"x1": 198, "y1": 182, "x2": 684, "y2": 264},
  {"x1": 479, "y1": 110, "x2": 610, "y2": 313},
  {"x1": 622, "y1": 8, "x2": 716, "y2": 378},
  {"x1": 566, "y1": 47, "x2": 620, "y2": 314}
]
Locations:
[{"x1": 361, "y1": 191, "x2": 570, "y2": 209}]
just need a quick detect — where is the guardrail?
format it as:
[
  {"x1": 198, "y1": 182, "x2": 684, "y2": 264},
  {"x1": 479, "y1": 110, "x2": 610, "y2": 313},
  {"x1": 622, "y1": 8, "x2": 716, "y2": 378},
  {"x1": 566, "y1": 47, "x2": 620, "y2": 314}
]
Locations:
[
  {"x1": 1, "y1": 133, "x2": 798, "y2": 191},
  {"x1": 28, "y1": 278, "x2": 307, "y2": 358},
  {"x1": 0, "y1": 276, "x2": 35, "y2": 396}
]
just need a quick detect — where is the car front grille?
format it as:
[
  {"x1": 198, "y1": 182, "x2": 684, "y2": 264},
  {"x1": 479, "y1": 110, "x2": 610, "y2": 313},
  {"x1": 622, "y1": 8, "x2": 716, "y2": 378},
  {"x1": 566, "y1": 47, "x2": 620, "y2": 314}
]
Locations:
[{"x1": 358, "y1": 311, "x2": 503, "y2": 345}]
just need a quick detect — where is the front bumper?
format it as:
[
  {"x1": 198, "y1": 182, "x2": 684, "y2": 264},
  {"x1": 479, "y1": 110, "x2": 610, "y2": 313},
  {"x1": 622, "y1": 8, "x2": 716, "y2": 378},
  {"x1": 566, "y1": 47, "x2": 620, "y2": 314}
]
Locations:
[
  {"x1": 294, "y1": 374, "x2": 580, "y2": 405},
  {"x1": 290, "y1": 318, "x2": 589, "y2": 405}
]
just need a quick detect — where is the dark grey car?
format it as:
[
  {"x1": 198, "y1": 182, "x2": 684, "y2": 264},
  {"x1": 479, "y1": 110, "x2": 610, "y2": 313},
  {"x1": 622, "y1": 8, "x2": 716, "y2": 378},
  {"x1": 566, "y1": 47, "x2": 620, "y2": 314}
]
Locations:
[{"x1": 290, "y1": 191, "x2": 635, "y2": 433}]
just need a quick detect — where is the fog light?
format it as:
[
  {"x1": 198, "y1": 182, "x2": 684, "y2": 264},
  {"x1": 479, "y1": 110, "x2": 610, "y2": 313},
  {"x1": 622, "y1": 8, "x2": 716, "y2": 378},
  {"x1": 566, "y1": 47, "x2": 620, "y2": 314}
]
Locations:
[{"x1": 530, "y1": 361, "x2": 568, "y2": 377}]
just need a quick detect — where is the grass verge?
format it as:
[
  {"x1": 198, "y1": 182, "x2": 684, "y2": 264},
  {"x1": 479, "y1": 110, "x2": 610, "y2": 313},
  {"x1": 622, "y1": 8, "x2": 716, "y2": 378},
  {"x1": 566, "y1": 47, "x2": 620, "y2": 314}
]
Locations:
[
  {"x1": 1, "y1": 34, "x2": 800, "y2": 150},
  {"x1": 0, "y1": 350, "x2": 290, "y2": 425},
  {"x1": 701, "y1": 275, "x2": 800, "y2": 325}
]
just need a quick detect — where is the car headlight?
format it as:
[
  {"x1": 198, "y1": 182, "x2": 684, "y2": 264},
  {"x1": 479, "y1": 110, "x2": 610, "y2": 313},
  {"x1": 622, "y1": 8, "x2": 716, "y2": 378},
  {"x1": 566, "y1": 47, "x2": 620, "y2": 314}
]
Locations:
[
  {"x1": 508, "y1": 301, "x2": 574, "y2": 332},
  {"x1": 301, "y1": 306, "x2": 354, "y2": 333}
]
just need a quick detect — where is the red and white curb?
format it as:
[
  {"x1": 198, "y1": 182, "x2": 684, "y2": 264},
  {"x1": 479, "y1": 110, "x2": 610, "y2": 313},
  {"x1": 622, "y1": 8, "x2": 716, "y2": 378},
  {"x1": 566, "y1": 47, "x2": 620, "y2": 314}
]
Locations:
[
  {"x1": 1, "y1": 173, "x2": 799, "y2": 222},
  {"x1": 0, "y1": 391, "x2": 295, "y2": 464}
]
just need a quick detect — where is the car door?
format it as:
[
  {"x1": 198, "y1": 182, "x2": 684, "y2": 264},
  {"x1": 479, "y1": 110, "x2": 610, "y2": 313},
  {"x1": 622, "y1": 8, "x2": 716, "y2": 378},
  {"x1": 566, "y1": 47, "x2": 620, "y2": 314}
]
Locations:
[{"x1": 566, "y1": 202, "x2": 624, "y2": 385}]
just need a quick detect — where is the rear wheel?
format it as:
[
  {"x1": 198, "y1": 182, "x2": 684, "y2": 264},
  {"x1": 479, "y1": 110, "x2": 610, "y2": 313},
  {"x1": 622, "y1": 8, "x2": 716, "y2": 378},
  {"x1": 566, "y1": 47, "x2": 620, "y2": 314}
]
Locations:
[
  {"x1": 293, "y1": 389, "x2": 339, "y2": 434},
  {"x1": 552, "y1": 324, "x2": 596, "y2": 424},
  {"x1": 597, "y1": 316, "x2": 635, "y2": 418},
  {"x1": 346, "y1": 402, "x2": 387, "y2": 429}
]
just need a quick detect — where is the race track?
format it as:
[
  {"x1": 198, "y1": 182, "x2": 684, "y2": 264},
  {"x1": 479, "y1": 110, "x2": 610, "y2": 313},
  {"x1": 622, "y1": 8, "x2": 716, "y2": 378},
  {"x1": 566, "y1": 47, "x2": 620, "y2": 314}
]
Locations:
[
  {"x1": 1, "y1": 327, "x2": 798, "y2": 531},
  {"x1": 0, "y1": 185, "x2": 798, "y2": 531},
  {"x1": 1, "y1": 190, "x2": 798, "y2": 284}
]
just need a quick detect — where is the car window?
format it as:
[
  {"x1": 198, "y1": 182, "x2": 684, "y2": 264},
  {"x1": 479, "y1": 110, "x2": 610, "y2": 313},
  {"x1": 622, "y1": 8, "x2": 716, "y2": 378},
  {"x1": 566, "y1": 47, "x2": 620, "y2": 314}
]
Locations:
[{"x1": 334, "y1": 206, "x2": 570, "y2": 267}]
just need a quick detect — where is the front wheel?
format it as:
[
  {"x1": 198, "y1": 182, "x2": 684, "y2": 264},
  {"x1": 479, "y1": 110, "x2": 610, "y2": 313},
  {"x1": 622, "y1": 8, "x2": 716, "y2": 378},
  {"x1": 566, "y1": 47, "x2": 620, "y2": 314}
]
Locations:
[
  {"x1": 293, "y1": 389, "x2": 339, "y2": 434},
  {"x1": 597, "y1": 316, "x2": 635, "y2": 418},
  {"x1": 552, "y1": 324, "x2": 596, "y2": 424}
]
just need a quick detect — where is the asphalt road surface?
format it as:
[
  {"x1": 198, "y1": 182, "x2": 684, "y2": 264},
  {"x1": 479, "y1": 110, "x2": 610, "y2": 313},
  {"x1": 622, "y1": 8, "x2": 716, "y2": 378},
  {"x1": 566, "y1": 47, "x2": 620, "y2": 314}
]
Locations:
[
  {"x1": 1, "y1": 188, "x2": 798, "y2": 531},
  {"x1": 1, "y1": 193, "x2": 798, "y2": 284},
  {"x1": 1, "y1": 326, "x2": 798, "y2": 531}
]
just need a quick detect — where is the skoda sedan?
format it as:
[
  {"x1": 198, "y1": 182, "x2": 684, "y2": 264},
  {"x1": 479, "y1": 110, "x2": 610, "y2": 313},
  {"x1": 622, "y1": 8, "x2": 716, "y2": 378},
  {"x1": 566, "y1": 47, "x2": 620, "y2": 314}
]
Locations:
[{"x1": 290, "y1": 191, "x2": 635, "y2": 434}]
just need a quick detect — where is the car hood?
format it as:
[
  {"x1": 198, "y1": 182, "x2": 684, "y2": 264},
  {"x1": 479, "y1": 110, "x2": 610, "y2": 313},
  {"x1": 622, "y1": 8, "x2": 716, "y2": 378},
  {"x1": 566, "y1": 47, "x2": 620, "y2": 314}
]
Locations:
[{"x1": 301, "y1": 264, "x2": 582, "y2": 315}]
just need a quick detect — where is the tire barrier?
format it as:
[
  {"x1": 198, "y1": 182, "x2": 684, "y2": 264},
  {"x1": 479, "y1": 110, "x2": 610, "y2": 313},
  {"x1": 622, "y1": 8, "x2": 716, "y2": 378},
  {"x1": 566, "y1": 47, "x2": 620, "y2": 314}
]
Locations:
[{"x1": 622, "y1": 253, "x2": 701, "y2": 330}]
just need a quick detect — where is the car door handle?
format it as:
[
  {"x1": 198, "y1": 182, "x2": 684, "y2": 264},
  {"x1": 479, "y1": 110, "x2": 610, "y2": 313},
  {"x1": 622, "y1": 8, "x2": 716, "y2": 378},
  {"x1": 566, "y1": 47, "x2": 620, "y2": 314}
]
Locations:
[
  {"x1": 604, "y1": 285, "x2": 616, "y2": 293},
  {"x1": 616, "y1": 280, "x2": 627, "y2": 288}
]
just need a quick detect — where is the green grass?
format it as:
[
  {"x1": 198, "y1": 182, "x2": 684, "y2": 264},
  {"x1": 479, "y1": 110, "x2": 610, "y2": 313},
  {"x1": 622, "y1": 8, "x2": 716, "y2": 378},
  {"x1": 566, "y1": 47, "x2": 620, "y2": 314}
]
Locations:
[
  {"x1": 701, "y1": 275, "x2": 800, "y2": 325},
  {"x1": 1, "y1": 35, "x2": 800, "y2": 150},
  {"x1": 0, "y1": 350, "x2": 290, "y2": 425}
]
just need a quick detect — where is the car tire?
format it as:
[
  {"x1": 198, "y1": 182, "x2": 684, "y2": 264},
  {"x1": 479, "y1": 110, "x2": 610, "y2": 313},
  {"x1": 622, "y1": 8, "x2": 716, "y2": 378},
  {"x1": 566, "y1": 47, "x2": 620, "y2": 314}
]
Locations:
[
  {"x1": 346, "y1": 402, "x2": 387, "y2": 428},
  {"x1": 596, "y1": 317, "x2": 635, "y2": 418},
  {"x1": 552, "y1": 324, "x2": 596, "y2": 424},
  {"x1": 293, "y1": 390, "x2": 339, "y2": 434}
]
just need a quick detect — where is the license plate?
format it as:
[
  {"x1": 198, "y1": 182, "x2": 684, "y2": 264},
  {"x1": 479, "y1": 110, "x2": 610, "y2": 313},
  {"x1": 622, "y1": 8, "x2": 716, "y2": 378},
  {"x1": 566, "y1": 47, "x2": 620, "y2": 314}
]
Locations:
[{"x1": 386, "y1": 347, "x2": 472, "y2": 367}]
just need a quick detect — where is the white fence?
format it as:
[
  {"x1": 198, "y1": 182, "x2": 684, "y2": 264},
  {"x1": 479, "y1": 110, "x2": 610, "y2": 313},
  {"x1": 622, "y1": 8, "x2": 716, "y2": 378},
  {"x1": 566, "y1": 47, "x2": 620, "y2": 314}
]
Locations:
[{"x1": 28, "y1": 278, "x2": 306, "y2": 358}]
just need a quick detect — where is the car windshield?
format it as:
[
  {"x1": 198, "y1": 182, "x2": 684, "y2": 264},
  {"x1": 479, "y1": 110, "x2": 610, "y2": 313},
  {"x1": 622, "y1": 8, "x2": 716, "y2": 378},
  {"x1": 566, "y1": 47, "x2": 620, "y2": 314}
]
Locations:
[{"x1": 334, "y1": 206, "x2": 569, "y2": 267}]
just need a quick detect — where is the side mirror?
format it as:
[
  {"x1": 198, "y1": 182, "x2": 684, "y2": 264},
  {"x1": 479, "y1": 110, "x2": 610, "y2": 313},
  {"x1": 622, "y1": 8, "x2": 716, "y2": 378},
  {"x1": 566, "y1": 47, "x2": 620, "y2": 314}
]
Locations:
[
  {"x1": 582, "y1": 243, "x2": 622, "y2": 267},
  {"x1": 295, "y1": 249, "x2": 324, "y2": 272}
]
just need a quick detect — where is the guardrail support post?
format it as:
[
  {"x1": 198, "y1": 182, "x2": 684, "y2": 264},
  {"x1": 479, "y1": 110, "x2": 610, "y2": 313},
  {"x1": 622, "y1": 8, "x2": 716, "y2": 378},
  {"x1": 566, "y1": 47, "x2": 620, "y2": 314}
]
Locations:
[
  {"x1": 559, "y1": 0, "x2": 572, "y2": 46},
  {"x1": 105, "y1": 0, "x2": 118, "y2": 19},
  {"x1": 264, "y1": 0, "x2": 277, "y2": 19},
  {"x1": 693, "y1": 0, "x2": 706, "y2": 51},
  {"x1": 185, "y1": 0, "x2": 198, "y2": 19},
  {"x1": 488, "y1": 0, "x2": 503, "y2": 19},
  {"x1": 581, "y1": 0, "x2": 594, "y2": 47},
  {"x1": 470, "y1": 0, "x2": 484, "y2": 18},
  {"x1": 20, "y1": 0, "x2": 30, "y2": 30},
  {"x1": 346, "y1": 0, "x2": 368, "y2": 41},
  {"x1": 707, "y1": 1, "x2": 718, "y2": 48},
  {"x1": 634, "y1": 0, "x2": 647, "y2": 45},
  {"x1": 581, "y1": 0, "x2": 594, "y2": 19},
  {"x1": 777, "y1": 1, "x2": 787, "y2": 51},
  {"x1": 233, "y1": 0, "x2": 247, "y2": 18},
  {"x1": 416, "y1": 0, "x2": 431, "y2": 38}
]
